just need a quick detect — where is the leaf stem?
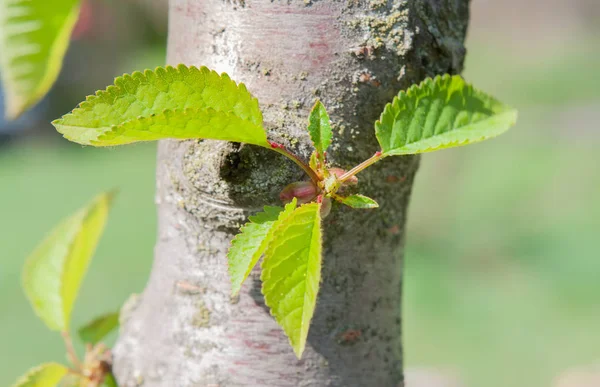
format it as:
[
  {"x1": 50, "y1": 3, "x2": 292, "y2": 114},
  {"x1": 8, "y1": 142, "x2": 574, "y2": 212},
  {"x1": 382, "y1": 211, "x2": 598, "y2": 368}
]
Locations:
[
  {"x1": 67, "y1": 368, "x2": 85, "y2": 377},
  {"x1": 270, "y1": 143, "x2": 320, "y2": 184},
  {"x1": 62, "y1": 331, "x2": 82, "y2": 370},
  {"x1": 338, "y1": 151, "x2": 384, "y2": 182}
]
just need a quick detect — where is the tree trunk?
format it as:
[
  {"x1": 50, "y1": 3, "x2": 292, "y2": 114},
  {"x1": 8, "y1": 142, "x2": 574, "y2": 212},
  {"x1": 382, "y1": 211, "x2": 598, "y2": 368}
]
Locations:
[{"x1": 113, "y1": 1, "x2": 469, "y2": 386}]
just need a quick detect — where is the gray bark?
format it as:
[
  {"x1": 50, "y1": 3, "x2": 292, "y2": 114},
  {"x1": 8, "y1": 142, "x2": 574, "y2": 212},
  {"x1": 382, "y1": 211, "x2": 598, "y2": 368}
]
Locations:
[{"x1": 113, "y1": 1, "x2": 469, "y2": 386}]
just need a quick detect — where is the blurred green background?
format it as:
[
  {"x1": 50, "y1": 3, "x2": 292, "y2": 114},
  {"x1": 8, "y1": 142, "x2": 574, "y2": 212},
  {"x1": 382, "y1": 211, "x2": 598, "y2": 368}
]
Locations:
[{"x1": 1, "y1": 1, "x2": 598, "y2": 386}]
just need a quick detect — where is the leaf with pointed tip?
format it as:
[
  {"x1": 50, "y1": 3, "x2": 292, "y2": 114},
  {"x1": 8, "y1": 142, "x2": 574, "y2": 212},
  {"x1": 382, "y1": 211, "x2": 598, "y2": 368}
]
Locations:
[
  {"x1": 22, "y1": 192, "x2": 113, "y2": 331},
  {"x1": 375, "y1": 74, "x2": 517, "y2": 156},
  {"x1": 10, "y1": 363, "x2": 68, "y2": 387},
  {"x1": 228, "y1": 199, "x2": 297, "y2": 296},
  {"x1": 52, "y1": 65, "x2": 269, "y2": 147},
  {"x1": 78, "y1": 311, "x2": 119, "y2": 345},
  {"x1": 0, "y1": 0, "x2": 80, "y2": 119},
  {"x1": 307, "y1": 100, "x2": 332, "y2": 159},
  {"x1": 337, "y1": 194, "x2": 379, "y2": 209},
  {"x1": 261, "y1": 202, "x2": 322, "y2": 358}
]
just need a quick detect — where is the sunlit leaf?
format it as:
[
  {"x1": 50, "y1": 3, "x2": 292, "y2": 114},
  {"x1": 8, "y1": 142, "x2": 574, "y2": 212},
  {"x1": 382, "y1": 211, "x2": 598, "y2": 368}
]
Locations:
[
  {"x1": 52, "y1": 65, "x2": 269, "y2": 147},
  {"x1": 0, "y1": 0, "x2": 80, "y2": 118},
  {"x1": 337, "y1": 194, "x2": 379, "y2": 209},
  {"x1": 10, "y1": 363, "x2": 67, "y2": 387},
  {"x1": 22, "y1": 192, "x2": 114, "y2": 331},
  {"x1": 375, "y1": 74, "x2": 517, "y2": 156},
  {"x1": 261, "y1": 202, "x2": 322, "y2": 358},
  {"x1": 309, "y1": 151, "x2": 318, "y2": 171},
  {"x1": 228, "y1": 199, "x2": 297, "y2": 296}
]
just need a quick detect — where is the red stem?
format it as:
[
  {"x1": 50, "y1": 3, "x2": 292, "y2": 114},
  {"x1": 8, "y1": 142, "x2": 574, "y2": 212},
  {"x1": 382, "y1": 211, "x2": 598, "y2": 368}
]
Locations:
[{"x1": 270, "y1": 143, "x2": 320, "y2": 184}]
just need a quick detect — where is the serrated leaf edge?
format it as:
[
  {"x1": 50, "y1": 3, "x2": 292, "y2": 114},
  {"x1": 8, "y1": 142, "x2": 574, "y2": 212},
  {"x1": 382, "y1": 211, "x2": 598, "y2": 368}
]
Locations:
[
  {"x1": 261, "y1": 202, "x2": 322, "y2": 358},
  {"x1": 228, "y1": 199, "x2": 297, "y2": 296},
  {"x1": 375, "y1": 74, "x2": 517, "y2": 155},
  {"x1": 53, "y1": 64, "x2": 262, "y2": 126},
  {"x1": 381, "y1": 109, "x2": 517, "y2": 155},
  {"x1": 10, "y1": 363, "x2": 68, "y2": 387},
  {"x1": 52, "y1": 65, "x2": 270, "y2": 147},
  {"x1": 307, "y1": 100, "x2": 333, "y2": 158}
]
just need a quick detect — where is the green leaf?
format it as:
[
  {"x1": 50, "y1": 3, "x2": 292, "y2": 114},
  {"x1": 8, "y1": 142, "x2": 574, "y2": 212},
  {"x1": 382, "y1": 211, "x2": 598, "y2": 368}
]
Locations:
[
  {"x1": 101, "y1": 372, "x2": 118, "y2": 387},
  {"x1": 78, "y1": 312, "x2": 119, "y2": 345},
  {"x1": 309, "y1": 151, "x2": 318, "y2": 172},
  {"x1": 227, "y1": 199, "x2": 297, "y2": 296},
  {"x1": 10, "y1": 363, "x2": 68, "y2": 387},
  {"x1": 22, "y1": 192, "x2": 114, "y2": 331},
  {"x1": 0, "y1": 0, "x2": 80, "y2": 118},
  {"x1": 52, "y1": 65, "x2": 269, "y2": 147},
  {"x1": 375, "y1": 74, "x2": 517, "y2": 156},
  {"x1": 261, "y1": 202, "x2": 322, "y2": 358},
  {"x1": 307, "y1": 100, "x2": 333, "y2": 159},
  {"x1": 337, "y1": 194, "x2": 379, "y2": 209}
]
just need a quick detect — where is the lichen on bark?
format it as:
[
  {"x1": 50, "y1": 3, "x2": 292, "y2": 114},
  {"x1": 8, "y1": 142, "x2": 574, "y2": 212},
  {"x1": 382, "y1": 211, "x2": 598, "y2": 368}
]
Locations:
[{"x1": 112, "y1": 1, "x2": 469, "y2": 386}]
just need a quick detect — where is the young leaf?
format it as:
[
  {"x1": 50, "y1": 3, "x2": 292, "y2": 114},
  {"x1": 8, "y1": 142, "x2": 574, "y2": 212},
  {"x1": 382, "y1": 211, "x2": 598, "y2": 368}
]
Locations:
[
  {"x1": 10, "y1": 363, "x2": 67, "y2": 387},
  {"x1": 309, "y1": 151, "x2": 318, "y2": 172},
  {"x1": 78, "y1": 312, "x2": 119, "y2": 345},
  {"x1": 375, "y1": 74, "x2": 517, "y2": 156},
  {"x1": 307, "y1": 100, "x2": 333, "y2": 160},
  {"x1": 337, "y1": 194, "x2": 379, "y2": 209},
  {"x1": 261, "y1": 202, "x2": 322, "y2": 358},
  {"x1": 0, "y1": 0, "x2": 80, "y2": 119},
  {"x1": 227, "y1": 199, "x2": 297, "y2": 296},
  {"x1": 22, "y1": 192, "x2": 113, "y2": 331},
  {"x1": 52, "y1": 65, "x2": 269, "y2": 147}
]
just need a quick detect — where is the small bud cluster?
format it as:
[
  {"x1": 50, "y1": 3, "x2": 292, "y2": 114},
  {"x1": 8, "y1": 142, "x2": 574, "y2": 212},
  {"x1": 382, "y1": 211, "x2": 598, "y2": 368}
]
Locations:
[{"x1": 279, "y1": 166, "x2": 358, "y2": 218}]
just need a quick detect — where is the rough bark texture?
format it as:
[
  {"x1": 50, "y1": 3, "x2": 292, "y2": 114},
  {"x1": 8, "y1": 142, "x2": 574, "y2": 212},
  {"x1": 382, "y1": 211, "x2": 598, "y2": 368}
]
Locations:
[{"x1": 113, "y1": 1, "x2": 469, "y2": 386}]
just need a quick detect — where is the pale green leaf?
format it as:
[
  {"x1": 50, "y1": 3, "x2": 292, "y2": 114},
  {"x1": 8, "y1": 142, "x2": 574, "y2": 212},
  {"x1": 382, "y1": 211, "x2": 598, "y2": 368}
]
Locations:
[
  {"x1": 0, "y1": 0, "x2": 80, "y2": 118},
  {"x1": 22, "y1": 192, "x2": 114, "y2": 331},
  {"x1": 227, "y1": 199, "x2": 297, "y2": 296},
  {"x1": 78, "y1": 311, "x2": 119, "y2": 345},
  {"x1": 375, "y1": 74, "x2": 517, "y2": 156},
  {"x1": 10, "y1": 363, "x2": 68, "y2": 387},
  {"x1": 309, "y1": 151, "x2": 318, "y2": 171},
  {"x1": 338, "y1": 194, "x2": 379, "y2": 209},
  {"x1": 261, "y1": 202, "x2": 322, "y2": 358},
  {"x1": 307, "y1": 100, "x2": 332, "y2": 159},
  {"x1": 52, "y1": 65, "x2": 269, "y2": 147}
]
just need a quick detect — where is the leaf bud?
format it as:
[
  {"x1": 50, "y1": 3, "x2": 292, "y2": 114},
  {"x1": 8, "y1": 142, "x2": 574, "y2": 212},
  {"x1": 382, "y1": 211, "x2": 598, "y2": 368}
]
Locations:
[{"x1": 279, "y1": 181, "x2": 318, "y2": 204}]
